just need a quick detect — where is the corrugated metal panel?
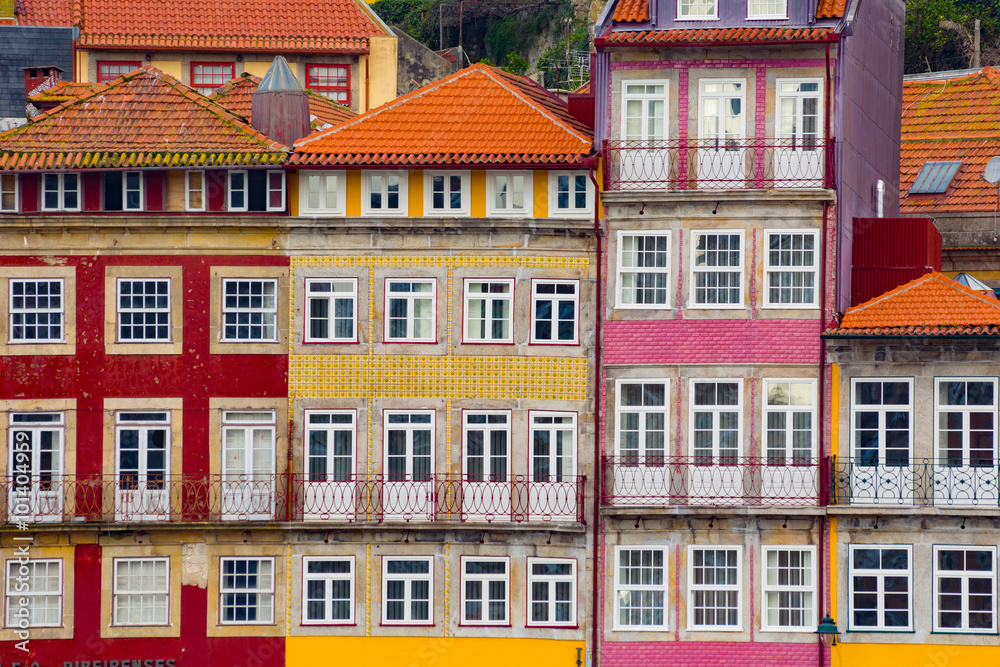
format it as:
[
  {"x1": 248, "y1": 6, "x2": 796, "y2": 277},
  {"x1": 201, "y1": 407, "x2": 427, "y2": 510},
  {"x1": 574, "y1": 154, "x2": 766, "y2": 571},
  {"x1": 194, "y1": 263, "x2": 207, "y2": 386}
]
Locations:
[
  {"x1": 852, "y1": 217, "x2": 942, "y2": 269},
  {"x1": 852, "y1": 267, "x2": 933, "y2": 307},
  {"x1": 567, "y1": 94, "x2": 595, "y2": 129}
]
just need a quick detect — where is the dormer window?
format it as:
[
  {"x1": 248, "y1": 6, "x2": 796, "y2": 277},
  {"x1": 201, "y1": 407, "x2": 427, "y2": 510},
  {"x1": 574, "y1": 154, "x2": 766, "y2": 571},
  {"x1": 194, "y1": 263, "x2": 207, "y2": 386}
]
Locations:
[
  {"x1": 748, "y1": 0, "x2": 787, "y2": 19},
  {"x1": 678, "y1": 0, "x2": 718, "y2": 20}
]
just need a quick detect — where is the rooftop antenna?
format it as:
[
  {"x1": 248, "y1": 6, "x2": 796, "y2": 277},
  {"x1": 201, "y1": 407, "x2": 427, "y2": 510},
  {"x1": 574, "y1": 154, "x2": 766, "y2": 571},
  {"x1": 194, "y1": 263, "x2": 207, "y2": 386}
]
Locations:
[{"x1": 982, "y1": 156, "x2": 1000, "y2": 243}]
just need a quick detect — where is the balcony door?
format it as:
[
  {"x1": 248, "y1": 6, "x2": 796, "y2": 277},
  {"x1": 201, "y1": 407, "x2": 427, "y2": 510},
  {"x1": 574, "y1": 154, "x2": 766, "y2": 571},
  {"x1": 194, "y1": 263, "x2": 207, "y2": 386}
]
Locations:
[
  {"x1": 775, "y1": 80, "x2": 823, "y2": 186},
  {"x1": 689, "y1": 380, "x2": 743, "y2": 503},
  {"x1": 116, "y1": 412, "x2": 169, "y2": 521},
  {"x1": 850, "y1": 380, "x2": 913, "y2": 505},
  {"x1": 221, "y1": 411, "x2": 275, "y2": 520},
  {"x1": 762, "y1": 380, "x2": 818, "y2": 502},
  {"x1": 698, "y1": 80, "x2": 746, "y2": 186},
  {"x1": 620, "y1": 82, "x2": 669, "y2": 189},
  {"x1": 303, "y1": 411, "x2": 356, "y2": 520},
  {"x1": 8, "y1": 413, "x2": 64, "y2": 523},
  {"x1": 462, "y1": 411, "x2": 511, "y2": 521},
  {"x1": 384, "y1": 411, "x2": 434, "y2": 521},
  {"x1": 934, "y1": 379, "x2": 998, "y2": 507},
  {"x1": 529, "y1": 412, "x2": 577, "y2": 521}
]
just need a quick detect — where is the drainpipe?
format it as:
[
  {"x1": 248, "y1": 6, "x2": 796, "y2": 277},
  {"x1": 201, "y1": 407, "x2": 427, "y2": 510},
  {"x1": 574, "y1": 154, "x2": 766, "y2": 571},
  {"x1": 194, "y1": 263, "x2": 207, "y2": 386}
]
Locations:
[
  {"x1": 589, "y1": 159, "x2": 604, "y2": 667},
  {"x1": 817, "y1": 199, "x2": 830, "y2": 667}
]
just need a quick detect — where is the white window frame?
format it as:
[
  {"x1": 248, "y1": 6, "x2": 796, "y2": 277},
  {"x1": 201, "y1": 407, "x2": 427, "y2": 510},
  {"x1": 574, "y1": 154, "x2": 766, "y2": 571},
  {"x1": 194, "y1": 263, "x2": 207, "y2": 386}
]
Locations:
[
  {"x1": 617, "y1": 231, "x2": 672, "y2": 309},
  {"x1": 362, "y1": 170, "x2": 407, "y2": 216},
  {"x1": 425, "y1": 171, "x2": 470, "y2": 216},
  {"x1": 677, "y1": 0, "x2": 718, "y2": 20},
  {"x1": 383, "y1": 410, "x2": 435, "y2": 482},
  {"x1": 219, "y1": 557, "x2": 275, "y2": 625},
  {"x1": 548, "y1": 171, "x2": 593, "y2": 217},
  {"x1": 384, "y1": 278, "x2": 437, "y2": 343},
  {"x1": 185, "y1": 170, "x2": 206, "y2": 212},
  {"x1": 463, "y1": 278, "x2": 514, "y2": 344},
  {"x1": 381, "y1": 556, "x2": 434, "y2": 625},
  {"x1": 688, "y1": 546, "x2": 742, "y2": 631},
  {"x1": 934, "y1": 377, "x2": 998, "y2": 468},
  {"x1": 776, "y1": 79, "x2": 824, "y2": 147},
  {"x1": 221, "y1": 278, "x2": 279, "y2": 342},
  {"x1": 41, "y1": 173, "x2": 80, "y2": 212},
  {"x1": 7, "y1": 412, "x2": 65, "y2": 509},
  {"x1": 850, "y1": 378, "x2": 913, "y2": 467},
  {"x1": 614, "y1": 546, "x2": 669, "y2": 631},
  {"x1": 301, "y1": 556, "x2": 355, "y2": 626},
  {"x1": 228, "y1": 170, "x2": 248, "y2": 212},
  {"x1": 526, "y1": 557, "x2": 577, "y2": 627},
  {"x1": 266, "y1": 170, "x2": 286, "y2": 212},
  {"x1": 614, "y1": 379, "x2": 669, "y2": 463},
  {"x1": 304, "y1": 278, "x2": 358, "y2": 344},
  {"x1": 763, "y1": 379, "x2": 816, "y2": 465},
  {"x1": 460, "y1": 556, "x2": 510, "y2": 626},
  {"x1": 763, "y1": 230, "x2": 819, "y2": 308},
  {"x1": 122, "y1": 171, "x2": 143, "y2": 211},
  {"x1": 848, "y1": 544, "x2": 913, "y2": 631},
  {"x1": 116, "y1": 277, "x2": 171, "y2": 343},
  {"x1": 462, "y1": 409, "x2": 511, "y2": 482},
  {"x1": 689, "y1": 379, "x2": 743, "y2": 463},
  {"x1": 300, "y1": 171, "x2": 346, "y2": 216},
  {"x1": 1, "y1": 173, "x2": 19, "y2": 213},
  {"x1": 933, "y1": 546, "x2": 998, "y2": 634},
  {"x1": 112, "y1": 557, "x2": 170, "y2": 626},
  {"x1": 529, "y1": 411, "x2": 577, "y2": 482},
  {"x1": 530, "y1": 279, "x2": 579, "y2": 345},
  {"x1": 621, "y1": 80, "x2": 669, "y2": 144},
  {"x1": 761, "y1": 546, "x2": 816, "y2": 632},
  {"x1": 690, "y1": 230, "x2": 745, "y2": 309},
  {"x1": 304, "y1": 410, "x2": 356, "y2": 482},
  {"x1": 487, "y1": 171, "x2": 532, "y2": 217},
  {"x1": 5, "y1": 558, "x2": 62, "y2": 628},
  {"x1": 9, "y1": 278, "x2": 65, "y2": 343},
  {"x1": 748, "y1": 0, "x2": 787, "y2": 19}
]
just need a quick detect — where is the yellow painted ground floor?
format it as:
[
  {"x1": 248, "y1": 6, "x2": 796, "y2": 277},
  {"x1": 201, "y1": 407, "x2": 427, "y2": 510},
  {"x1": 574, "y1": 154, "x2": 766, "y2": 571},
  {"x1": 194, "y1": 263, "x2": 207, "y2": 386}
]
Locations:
[
  {"x1": 835, "y1": 644, "x2": 1000, "y2": 667},
  {"x1": 287, "y1": 637, "x2": 585, "y2": 667}
]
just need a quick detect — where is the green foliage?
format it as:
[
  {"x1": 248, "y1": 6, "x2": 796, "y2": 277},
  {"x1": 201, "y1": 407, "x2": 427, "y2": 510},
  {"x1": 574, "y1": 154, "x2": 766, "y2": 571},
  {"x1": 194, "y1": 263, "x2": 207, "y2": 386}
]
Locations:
[
  {"x1": 539, "y1": 21, "x2": 589, "y2": 89},
  {"x1": 479, "y1": 57, "x2": 495, "y2": 66},
  {"x1": 503, "y1": 53, "x2": 530, "y2": 76},
  {"x1": 905, "y1": 0, "x2": 1000, "y2": 73}
]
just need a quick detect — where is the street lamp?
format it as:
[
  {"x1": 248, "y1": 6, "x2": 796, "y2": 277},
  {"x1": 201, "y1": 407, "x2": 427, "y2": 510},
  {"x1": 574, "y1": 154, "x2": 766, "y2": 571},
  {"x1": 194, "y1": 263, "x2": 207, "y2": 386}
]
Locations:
[{"x1": 816, "y1": 615, "x2": 839, "y2": 647}]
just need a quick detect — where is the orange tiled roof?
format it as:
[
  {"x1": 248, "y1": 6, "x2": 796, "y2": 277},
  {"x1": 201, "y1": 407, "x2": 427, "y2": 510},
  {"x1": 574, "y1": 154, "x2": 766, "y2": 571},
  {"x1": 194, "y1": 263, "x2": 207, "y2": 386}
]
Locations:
[
  {"x1": 0, "y1": 66, "x2": 288, "y2": 169},
  {"x1": 612, "y1": 0, "x2": 648, "y2": 23},
  {"x1": 602, "y1": 26, "x2": 834, "y2": 45},
  {"x1": 292, "y1": 63, "x2": 593, "y2": 167},
  {"x1": 900, "y1": 68, "x2": 1000, "y2": 213},
  {"x1": 73, "y1": 0, "x2": 385, "y2": 52},
  {"x1": 831, "y1": 272, "x2": 1000, "y2": 336},
  {"x1": 210, "y1": 74, "x2": 355, "y2": 131},
  {"x1": 15, "y1": 0, "x2": 74, "y2": 26},
  {"x1": 29, "y1": 81, "x2": 97, "y2": 105},
  {"x1": 816, "y1": 0, "x2": 848, "y2": 19}
]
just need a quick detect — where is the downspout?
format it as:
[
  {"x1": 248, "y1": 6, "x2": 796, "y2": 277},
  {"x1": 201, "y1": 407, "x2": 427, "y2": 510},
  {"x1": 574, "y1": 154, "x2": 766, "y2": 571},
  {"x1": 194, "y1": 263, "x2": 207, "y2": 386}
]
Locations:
[
  {"x1": 589, "y1": 160, "x2": 604, "y2": 667},
  {"x1": 818, "y1": 199, "x2": 830, "y2": 667},
  {"x1": 825, "y1": 42, "x2": 833, "y2": 189}
]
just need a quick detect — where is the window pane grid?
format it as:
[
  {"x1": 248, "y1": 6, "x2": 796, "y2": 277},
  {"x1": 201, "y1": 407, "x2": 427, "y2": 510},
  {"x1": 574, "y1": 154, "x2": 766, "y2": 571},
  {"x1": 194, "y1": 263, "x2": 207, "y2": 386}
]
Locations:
[
  {"x1": 192, "y1": 63, "x2": 234, "y2": 94},
  {"x1": 934, "y1": 547, "x2": 997, "y2": 633},
  {"x1": 222, "y1": 279, "x2": 278, "y2": 341},
  {"x1": 936, "y1": 379, "x2": 998, "y2": 467},
  {"x1": 385, "y1": 279, "x2": 435, "y2": 342},
  {"x1": 617, "y1": 382, "x2": 668, "y2": 463},
  {"x1": 763, "y1": 548, "x2": 813, "y2": 630},
  {"x1": 10, "y1": 279, "x2": 64, "y2": 342},
  {"x1": 220, "y1": 558, "x2": 274, "y2": 624},
  {"x1": 619, "y1": 233, "x2": 670, "y2": 307},
  {"x1": 113, "y1": 558, "x2": 169, "y2": 626},
  {"x1": 118, "y1": 279, "x2": 170, "y2": 342},
  {"x1": 690, "y1": 548, "x2": 740, "y2": 629},
  {"x1": 464, "y1": 280, "x2": 513, "y2": 342},
  {"x1": 305, "y1": 279, "x2": 356, "y2": 342},
  {"x1": 616, "y1": 548, "x2": 667, "y2": 629},
  {"x1": 383, "y1": 558, "x2": 433, "y2": 624},
  {"x1": 849, "y1": 546, "x2": 912, "y2": 631},
  {"x1": 693, "y1": 232, "x2": 742, "y2": 305},
  {"x1": 462, "y1": 559, "x2": 509, "y2": 624},
  {"x1": 527, "y1": 559, "x2": 576, "y2": 626},
  {"x1": 531, "y1": 281, "x2": 579, "y2": 344},
  {"x1": 765, "y1": 232, "x2": 817, "y2": 306},
  {"x1": 307, "y1": 65, "x2": 350, "y2": 104},
  {"x1": 852, "y1": 380, "x2": 912, "y2": 467},
  {"x1": 5, "y1": 559, "x2": 62, "y2": 627},
  {"x1": 303, "y1": 557, "x2": 354, "y2": 624},
  {"x1": 305, "y1": 411, "x2": 355, "y2": 483}
]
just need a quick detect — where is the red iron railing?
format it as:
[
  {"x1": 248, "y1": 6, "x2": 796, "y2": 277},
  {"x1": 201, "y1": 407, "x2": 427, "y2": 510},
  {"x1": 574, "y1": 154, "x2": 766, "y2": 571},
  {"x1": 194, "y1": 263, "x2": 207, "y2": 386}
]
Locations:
[
  {"x1": 603, "y1": 138, "x2": 834, "y2": 191},
  {"x1": 601, "y1": 456, "x2": 825, "y2": 508},
  {"x1": 2, "y1": 473, "x2": 586, "y2": 524}
]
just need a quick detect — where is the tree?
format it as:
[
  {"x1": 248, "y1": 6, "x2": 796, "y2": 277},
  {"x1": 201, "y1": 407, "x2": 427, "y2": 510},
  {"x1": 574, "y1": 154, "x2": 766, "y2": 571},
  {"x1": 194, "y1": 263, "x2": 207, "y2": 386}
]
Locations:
[{"x1": 905, "y1": 0, "x2": 1000, "y2": 73}]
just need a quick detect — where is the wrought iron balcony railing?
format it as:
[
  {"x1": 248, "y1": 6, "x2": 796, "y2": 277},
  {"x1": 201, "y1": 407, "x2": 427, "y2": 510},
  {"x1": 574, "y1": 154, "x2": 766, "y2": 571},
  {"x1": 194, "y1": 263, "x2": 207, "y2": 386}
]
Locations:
[
  {"x1": 2, "y1": 473, "x2": 586, "y2": 525},
  {"x1": 601, "y1": 456, "x2": 825, "y2": 508},
  {"x1": 603, "y1": 138, "x2": 834, "y2": 191},
  {"x1": 831, "y1": 457, "x2": 1000, "y2": 508}
]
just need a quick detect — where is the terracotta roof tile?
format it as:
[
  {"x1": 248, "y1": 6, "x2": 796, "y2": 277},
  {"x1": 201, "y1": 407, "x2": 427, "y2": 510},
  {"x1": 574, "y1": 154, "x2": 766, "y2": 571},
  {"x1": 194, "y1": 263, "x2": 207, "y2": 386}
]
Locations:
[
  {"x1": 29, "y1": 81, "x2": 97, "y2": 104},
  {"x1": 292, "y1": 63, "x2": 593, "y2": 167},
  {"x1": 602, "y1": 26, "x2": 834, "y2": 45},
  {"x1": 612, "y1": 0, "x2": 648, "y2": 23},
  {"x1": 73, "y1": 0, "x2": 385, "y2": 52},
  {"x1": 0, "y1": 66, "x2": 288, "y2": 169},
  {"x1": 900, "y1": 68, "x2": 1000, "y2": 213},
  {"x1": 210, "y1": 74, "x2": 354, "y2": 132},
  {"x1": 15, "y1": 0, "x2": 73, "y2": 26},
  {"x1": 831, "y1": 272, "x2": 1000, "y2": 335},
  {"x1": 816, "y1": 0, "x2": 848, "y2": 19}
]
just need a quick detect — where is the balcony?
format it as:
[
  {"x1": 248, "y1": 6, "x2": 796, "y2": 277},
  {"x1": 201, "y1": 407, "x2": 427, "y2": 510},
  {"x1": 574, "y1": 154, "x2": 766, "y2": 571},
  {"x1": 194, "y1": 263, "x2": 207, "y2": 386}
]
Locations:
[
  {"x1": 832, "y1": 458, "x2": 1000, "y2": 508},
  {"x1": 603, "y1": 138, "x2": 833, "y2": 191},
  {"x1": 2, "y1": 473, "x2": 586, "y2": 525},
  {"x1": 601, "y1": 456, "x2": 824, "y2": 508}
]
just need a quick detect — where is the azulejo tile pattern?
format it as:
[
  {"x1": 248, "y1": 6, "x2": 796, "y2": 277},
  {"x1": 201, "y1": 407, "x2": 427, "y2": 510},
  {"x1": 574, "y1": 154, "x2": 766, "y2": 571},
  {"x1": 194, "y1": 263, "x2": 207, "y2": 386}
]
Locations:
[{"x1": 291, "y1": 255, "x2": 590, "y2": 270}]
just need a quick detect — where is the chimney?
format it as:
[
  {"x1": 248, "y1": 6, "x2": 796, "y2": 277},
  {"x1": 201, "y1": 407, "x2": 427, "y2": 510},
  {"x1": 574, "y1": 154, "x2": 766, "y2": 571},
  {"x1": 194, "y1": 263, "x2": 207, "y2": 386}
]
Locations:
[
  {"x1": 251, "y1": 56, "x2": 311, "y2": 146},
  {"x1": 24, "y1": 66, "x2": 64, "y2": 99}
]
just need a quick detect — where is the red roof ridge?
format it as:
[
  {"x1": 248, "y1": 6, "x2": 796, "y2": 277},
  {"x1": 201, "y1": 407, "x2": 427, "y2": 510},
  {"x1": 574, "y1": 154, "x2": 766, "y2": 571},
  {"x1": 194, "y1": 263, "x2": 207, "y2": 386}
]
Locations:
[{"x1": 296, "y1": 63, "x2": 590, "y2": 151}]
